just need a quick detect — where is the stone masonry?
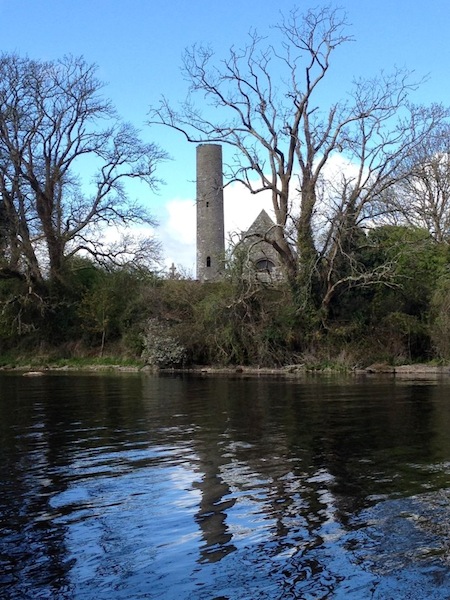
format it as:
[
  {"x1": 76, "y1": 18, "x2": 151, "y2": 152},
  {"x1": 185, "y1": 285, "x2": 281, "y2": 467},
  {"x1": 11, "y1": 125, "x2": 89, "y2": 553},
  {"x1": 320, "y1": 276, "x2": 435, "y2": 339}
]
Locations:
[{"x1": 196, "y1": 144, "x2": 225, "y2": 281}]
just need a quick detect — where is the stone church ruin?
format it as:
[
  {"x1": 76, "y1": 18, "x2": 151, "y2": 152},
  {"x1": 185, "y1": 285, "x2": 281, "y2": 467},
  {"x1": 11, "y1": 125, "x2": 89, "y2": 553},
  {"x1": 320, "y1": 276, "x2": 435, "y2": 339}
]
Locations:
[{"x1": 196, "y1": 143, "x2": 283, "y2": 282}]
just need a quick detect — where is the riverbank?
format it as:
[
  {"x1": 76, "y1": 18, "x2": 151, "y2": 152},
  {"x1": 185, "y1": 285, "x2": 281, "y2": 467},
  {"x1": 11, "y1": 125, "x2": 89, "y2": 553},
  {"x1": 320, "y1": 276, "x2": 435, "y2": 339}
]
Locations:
[
  {"x1": 2, "y1": 356, "x2": 450, "y2": 379},
  {"x1": 171, "y1": 363, "x2": 450, "y2": 379}
]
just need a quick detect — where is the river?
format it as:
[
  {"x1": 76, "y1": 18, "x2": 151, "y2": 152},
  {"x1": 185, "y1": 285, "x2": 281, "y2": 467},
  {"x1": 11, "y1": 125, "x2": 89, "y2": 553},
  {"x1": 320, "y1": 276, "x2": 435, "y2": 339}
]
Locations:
[{"x1": 1, "y1": 371, "x2": 450, "y2": 599}]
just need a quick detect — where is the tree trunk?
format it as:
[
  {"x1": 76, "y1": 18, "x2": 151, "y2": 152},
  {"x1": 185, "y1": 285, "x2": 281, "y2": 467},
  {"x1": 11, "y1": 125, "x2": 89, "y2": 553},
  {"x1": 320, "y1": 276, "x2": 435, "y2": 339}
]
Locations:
[{"x1": 296, "y1": 183, "x2": 321, "y2": 310}]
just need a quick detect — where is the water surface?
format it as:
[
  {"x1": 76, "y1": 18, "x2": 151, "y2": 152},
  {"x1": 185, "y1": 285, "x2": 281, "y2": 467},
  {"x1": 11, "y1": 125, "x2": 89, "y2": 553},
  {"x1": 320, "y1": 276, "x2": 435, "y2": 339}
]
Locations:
[{"x1": 1, "y1": 372, "x2": 450, "y2": 599}]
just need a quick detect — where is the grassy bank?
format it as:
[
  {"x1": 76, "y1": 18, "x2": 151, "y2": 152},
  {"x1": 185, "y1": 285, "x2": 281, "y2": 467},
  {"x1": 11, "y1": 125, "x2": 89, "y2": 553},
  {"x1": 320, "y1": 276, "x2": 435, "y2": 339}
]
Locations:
[{"x1": 0, "y1": 353, "x2": 146, "y2": 372}]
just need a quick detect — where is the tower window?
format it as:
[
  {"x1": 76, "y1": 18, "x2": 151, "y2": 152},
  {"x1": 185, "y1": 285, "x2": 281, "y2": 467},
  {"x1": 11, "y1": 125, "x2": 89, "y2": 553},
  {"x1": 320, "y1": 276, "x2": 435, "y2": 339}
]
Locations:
[
  {"x1": 206, "y1": 256, "x2": 211, "y2": 268},
  {"x1": 206, "y1": 201, "x2": 209, "y2": 207}
]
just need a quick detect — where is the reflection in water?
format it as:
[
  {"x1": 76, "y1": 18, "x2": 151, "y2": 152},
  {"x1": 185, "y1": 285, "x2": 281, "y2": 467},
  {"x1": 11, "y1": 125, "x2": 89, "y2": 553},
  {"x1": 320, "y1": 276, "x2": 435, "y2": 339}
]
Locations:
[
  {"x1": 194, "y1": 468, "x2": 236, "y2": 562},
  {"x1": 1, "y1": 372, "x2": 450, "y2": 598}
]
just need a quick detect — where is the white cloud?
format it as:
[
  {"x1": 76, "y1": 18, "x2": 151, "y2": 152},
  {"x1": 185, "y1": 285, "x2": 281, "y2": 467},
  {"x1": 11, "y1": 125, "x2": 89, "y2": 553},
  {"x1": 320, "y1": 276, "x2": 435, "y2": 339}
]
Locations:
[
  {"x1": 224, "y1": 182, "x2": 274, "y2": 239},
  {"x1": 121, "y1": 153, "x2": 364, "y2": 274},
  {"x1": 158, "y1": 154, "x2": 374, "y2": 273},
  {"x1": 158, "y1": 198, "x2": 196, "y2": 273},
  {"x1": 159, "y1": 183, "x2": 274, "y2": 272}
]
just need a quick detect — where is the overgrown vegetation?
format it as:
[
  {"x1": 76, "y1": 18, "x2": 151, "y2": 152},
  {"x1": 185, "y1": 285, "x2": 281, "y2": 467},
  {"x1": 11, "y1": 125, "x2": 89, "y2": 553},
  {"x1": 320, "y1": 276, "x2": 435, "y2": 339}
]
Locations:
[
  {"x1": 0, "y1": 224, "x2": 449, "y2": 369},
  {"x1": 2, "y1": 7, "x2": 450, "y2": 370}
]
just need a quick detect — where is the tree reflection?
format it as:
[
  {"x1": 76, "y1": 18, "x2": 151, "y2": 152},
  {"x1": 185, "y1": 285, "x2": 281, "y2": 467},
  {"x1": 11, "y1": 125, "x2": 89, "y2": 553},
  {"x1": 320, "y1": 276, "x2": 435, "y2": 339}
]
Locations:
[
  {"x1": 2, "y1": 372, "x2": 450, "y2": 599},
  {"x1": 159, "y1": 374, "x2": 450, "y2": 592},
  {"x1": 194, "y1": 470, "x2": 236, "y2": 562},
  {"x1": 0, "y1": 375, "x2": 72, "y2": 597}
]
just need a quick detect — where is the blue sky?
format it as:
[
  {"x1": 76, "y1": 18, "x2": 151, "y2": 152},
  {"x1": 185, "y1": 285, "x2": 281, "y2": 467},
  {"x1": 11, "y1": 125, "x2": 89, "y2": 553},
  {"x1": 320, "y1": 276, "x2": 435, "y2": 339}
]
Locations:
[{"x1": 2, "y1": 1, "x2": 450, "y2": 271}]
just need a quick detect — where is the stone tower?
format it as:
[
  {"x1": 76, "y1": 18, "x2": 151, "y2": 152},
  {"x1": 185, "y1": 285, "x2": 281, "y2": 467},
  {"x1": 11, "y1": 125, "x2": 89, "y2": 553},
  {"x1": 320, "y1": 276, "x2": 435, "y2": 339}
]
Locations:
[{"x1": 196, "y1": 144, "x2": 225, "y2": 281}]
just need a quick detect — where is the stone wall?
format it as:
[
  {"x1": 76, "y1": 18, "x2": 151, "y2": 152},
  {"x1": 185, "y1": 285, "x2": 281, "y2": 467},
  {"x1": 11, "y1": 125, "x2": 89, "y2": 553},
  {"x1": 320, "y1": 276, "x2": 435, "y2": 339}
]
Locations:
[{"x1": 235, "y1": 209, "x2": 284, "y2": 282}]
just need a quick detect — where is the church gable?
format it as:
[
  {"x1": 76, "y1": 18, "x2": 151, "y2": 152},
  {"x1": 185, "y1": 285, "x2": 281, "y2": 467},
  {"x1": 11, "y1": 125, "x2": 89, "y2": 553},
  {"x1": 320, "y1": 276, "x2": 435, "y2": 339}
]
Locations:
[
  {"x1": 244, "y1": 209, "x2": 276, "y2": 238},
  {"x1": 234, "y1": 209, "x2": 284, "y2": 281}
]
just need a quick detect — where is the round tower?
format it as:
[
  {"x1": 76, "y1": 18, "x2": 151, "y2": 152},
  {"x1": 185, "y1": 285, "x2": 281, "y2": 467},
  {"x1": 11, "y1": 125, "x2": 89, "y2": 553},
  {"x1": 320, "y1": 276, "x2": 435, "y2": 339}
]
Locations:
[{"x1": 196, "y1": 144, "x2": 225, "y2": 281}]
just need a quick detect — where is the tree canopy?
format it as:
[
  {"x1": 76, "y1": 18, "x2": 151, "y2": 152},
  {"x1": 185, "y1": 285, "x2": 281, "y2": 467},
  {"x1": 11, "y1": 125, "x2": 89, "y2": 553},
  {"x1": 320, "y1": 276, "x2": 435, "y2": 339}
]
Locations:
[
  {"x1": 0, "y1": 53, "x2": 166, "y2": 288},
  {"x1": 150, "y1": 5, "x2": 450, "y2": 315}
]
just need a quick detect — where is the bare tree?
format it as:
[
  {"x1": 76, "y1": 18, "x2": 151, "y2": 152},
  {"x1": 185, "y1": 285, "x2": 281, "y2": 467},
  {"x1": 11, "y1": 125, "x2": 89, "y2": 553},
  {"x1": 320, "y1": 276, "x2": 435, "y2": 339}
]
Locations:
[
  {"x1": 149, "y1": 5, "x2": 449, "y2": 313},
  {"x1": 384, "y1": 126, "x2": 450, "y2": 243},
  {"x1": 0, "y1": 53, "x2": 166, "y2": 287}
]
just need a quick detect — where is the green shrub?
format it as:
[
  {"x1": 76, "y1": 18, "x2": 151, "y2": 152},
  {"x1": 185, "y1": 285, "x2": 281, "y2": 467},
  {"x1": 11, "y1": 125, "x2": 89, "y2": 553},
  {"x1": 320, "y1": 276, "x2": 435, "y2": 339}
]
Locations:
[
  {"x1": 430, "y1": 276, "x2": 450, "y2": 360},
  {"x1": 141, "y1": 318, "x2": 186, "y2": 368}
]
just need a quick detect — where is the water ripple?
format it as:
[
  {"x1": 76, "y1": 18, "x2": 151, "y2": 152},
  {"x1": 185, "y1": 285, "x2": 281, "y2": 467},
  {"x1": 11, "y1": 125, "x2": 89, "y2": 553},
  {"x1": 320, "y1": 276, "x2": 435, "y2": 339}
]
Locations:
[{"x1": 2, "y1": 373, "x2": 450, "y2": 599}]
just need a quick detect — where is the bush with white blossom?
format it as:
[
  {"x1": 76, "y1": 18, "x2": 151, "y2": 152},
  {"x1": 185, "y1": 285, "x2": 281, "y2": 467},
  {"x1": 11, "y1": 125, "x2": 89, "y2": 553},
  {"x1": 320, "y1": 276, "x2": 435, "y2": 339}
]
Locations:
[{"x1": 141, "y1": 318, "x2": 186, "y2": 368}]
